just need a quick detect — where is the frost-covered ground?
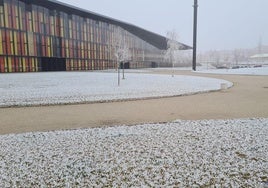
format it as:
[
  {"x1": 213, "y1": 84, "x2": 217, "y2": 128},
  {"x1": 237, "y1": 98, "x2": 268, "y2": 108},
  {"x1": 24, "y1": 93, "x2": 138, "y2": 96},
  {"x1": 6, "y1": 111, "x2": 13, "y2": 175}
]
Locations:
[
  {"x1": 196, "y1": 66, "x2": 268, "y2": 76},
  {"x1": 0, "y1": 118, "x2": 267, "y2": 187},
  {"x1": 0, "y1": 72, "x2": 232, "y2": 107}
]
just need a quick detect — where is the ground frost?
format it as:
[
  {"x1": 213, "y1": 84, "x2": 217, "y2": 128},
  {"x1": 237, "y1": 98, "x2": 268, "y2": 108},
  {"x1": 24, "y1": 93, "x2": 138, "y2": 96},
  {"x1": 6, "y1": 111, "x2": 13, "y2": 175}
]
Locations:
[
  {"x1": 0, "y1": 118, "x2": 267, "y2": 187},
  {"x1": 0, "y1": 72, "x2": 232, "y2": 107}
]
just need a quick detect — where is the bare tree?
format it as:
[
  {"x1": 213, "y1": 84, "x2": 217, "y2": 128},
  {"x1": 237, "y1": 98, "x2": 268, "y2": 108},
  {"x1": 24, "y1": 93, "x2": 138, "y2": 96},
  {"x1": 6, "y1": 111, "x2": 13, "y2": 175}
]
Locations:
[
  {"x1": 165, "y1": 29, "x2": 181, "y2": 77},
  {"x1": 112, "y1": 27, "x2": 131, "y2": 85},
  {"x1": 233, "y1": 49, "x2": 242, "y2": 65}
]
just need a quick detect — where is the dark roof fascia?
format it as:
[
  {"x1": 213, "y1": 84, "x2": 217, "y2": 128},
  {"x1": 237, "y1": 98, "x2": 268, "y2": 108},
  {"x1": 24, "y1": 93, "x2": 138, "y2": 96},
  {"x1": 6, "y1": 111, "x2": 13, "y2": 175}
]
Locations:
[{"x1": 19, "y1": 0, "x2": 192, "y2": 50}]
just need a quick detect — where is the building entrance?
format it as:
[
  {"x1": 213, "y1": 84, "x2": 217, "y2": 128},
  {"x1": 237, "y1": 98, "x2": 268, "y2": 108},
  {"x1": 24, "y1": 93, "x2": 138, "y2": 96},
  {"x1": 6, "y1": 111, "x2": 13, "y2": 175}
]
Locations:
[
  {"x1": 120, "y1": 62, "x2": 130, "y2": 69},
  {"x1": 41, "y1": 58, "x2": 66, "y2": 71}
]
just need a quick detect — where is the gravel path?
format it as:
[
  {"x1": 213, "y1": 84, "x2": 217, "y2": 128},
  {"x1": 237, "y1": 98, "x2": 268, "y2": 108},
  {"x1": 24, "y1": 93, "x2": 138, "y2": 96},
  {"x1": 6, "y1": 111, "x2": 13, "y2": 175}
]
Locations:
[{"x1": 0, "y1": 118, "x2": 267, "y2": 187}]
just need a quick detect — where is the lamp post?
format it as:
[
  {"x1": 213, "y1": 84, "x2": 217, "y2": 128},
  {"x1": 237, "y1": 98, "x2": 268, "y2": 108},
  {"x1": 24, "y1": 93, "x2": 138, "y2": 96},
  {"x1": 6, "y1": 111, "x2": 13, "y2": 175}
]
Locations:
[{"x1": 192, "y1": 0, "x2": 198, "y2": 71}]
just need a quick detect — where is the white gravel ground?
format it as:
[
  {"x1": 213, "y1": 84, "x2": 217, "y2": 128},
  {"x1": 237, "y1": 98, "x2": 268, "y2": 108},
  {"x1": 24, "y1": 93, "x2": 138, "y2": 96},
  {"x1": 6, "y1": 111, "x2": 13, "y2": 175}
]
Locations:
[
  {"x1": 0, "y1": 118, "x2": 267, "y2": 187},
  {"x1": 0, "y1": 72, "x2": 232, "y2": 107}
]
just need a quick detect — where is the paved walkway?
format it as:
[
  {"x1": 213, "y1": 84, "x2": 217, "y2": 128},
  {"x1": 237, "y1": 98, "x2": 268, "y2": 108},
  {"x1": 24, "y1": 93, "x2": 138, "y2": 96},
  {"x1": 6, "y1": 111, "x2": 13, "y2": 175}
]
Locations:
[{"x1": 1, "y1": 70, "x2": 268, "y2": 134}]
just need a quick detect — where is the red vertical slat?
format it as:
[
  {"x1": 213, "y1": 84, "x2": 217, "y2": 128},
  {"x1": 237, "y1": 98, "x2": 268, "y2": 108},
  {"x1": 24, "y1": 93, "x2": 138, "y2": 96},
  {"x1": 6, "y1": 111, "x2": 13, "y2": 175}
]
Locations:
[
  {"x1": 69, "y1": 40, "x2": 73, "y2": 58},
  {"x1": 61, "y1": 39, "x2": 65, "y2": 57},
  {"x1": 41, "y1": 36, "x2": 45, "y2": 56},
  {"x1": 17, "y1": 31, "x2": 21, "y2": 56},
  {"x1": 78, "y1": 41, "x2": 81, "y2": 59},
  {"x1": 21, "y1": 32, "x2": 25, "y2": 55},
  {"x1": 33, "y1": 34, "x2": 37, "y2": 56},
  {"x1": 2, "y1": 30, "x2": 7, "y2": 54},
  {"x1": 0, "y1": 56, "x2": 4, "y2": 73},
  {"x1": 15, "y1": 57, "x2": 19, "y2": 72},
  {"x1": 81, "y1": 60, "x2": 85, "y2": 70}
]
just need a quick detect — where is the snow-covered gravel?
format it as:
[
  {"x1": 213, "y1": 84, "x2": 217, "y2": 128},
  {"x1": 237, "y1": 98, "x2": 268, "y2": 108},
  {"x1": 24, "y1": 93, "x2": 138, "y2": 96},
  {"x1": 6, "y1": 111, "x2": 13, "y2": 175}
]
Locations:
[
  {"x1": 0, "y1": 118, "x2": 267, "y2": 187},
  {"x1": 196, "y1": 66, "x2": 268, "y2": 76},
  {"x1": 0, "y1": 72, "x2": 232, "y2": 107}
]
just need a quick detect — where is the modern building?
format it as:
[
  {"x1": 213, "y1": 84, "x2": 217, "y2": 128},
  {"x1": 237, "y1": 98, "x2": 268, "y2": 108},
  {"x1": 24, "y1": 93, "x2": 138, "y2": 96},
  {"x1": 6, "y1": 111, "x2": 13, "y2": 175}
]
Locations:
[
  {"x1": 250, "y1": 54, "x2": 268, "y2": 64},
  {"x1": 0, "y1": 0, "x2": 191, "y2": 73}
]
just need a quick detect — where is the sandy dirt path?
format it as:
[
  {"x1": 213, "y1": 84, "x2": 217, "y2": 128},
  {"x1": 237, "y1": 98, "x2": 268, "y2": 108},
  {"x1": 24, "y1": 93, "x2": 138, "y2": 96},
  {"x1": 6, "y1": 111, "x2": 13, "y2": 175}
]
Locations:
[{"x1": 1, "y1": 70, "x2": 268, "y2": 134}]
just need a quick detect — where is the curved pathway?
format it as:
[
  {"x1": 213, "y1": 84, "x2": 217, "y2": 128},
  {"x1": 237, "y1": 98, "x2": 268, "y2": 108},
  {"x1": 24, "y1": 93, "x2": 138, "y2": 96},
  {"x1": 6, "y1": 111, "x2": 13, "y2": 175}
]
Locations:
[{"x1": 1, "y1": 70, "x2": 268, "y2": 134}]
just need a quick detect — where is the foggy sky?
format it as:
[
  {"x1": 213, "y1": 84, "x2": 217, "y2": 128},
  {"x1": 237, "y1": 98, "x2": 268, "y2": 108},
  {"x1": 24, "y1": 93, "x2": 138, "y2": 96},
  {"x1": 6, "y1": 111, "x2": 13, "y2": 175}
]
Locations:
[{"x1": 57, "y1": 0, "x2": 268, "y2": 52}]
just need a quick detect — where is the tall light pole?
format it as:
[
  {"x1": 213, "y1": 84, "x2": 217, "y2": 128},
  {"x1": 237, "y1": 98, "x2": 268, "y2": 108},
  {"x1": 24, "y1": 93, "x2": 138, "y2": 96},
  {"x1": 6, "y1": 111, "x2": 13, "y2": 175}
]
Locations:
[{"x1": 192, "y1": 0, "x2": 198, "y2": 71}]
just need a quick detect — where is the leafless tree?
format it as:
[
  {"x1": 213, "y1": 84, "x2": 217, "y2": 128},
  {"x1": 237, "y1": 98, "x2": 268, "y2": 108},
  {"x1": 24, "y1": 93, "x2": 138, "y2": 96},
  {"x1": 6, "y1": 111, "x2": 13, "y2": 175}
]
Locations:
[
  {"x1": 112, "y1": 27, "x2": 131, "y2": 85},
  {"x1": 165, "y1": 29, "x2": 181, "y2": 76}
]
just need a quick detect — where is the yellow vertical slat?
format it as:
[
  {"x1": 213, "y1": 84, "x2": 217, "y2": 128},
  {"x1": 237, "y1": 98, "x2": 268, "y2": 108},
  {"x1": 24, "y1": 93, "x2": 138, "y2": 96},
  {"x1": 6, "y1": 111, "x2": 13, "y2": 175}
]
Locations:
[
  {"x1": 24, "y1": 33, "x2": 28, "y2": 55},
  {"x1": 69, "y1": 19, "x2": 72, "y2": 38},
  {"x1": 47, "y1": 37, "x2": 50, "y2": 57},
  {"x1": 84, "y1": 25, "x2": 86, "y2": 41},
  {"x1": 35, "y1": 58, "x2": 38, "y2": 71},
  {"x1": 81, "y1": 42, "x2": 84, "y2": 58},
  {"x1": 32, "y1": 58, "x2": 35, "y2": 71},
  {"x1": 10, "y1": 31, "x2": 14, "y2": 55},
  {"x1": 15, "y1": 5, "x2": 19, "y2": 30},
  {"x1": 0, "y1": 7, "x2": 4, "y2": 28},
  {"x1": 8, "y1": 57, "x2": 12, "y2": 72},
  {"x1": 60, "y1": 17, "x2": 63, "y2": 37},
  {"x1": 85, "y1": 59, "x2": 87, "y2": 70},
  {"x1": 32, "y1": 11, "x2": 35, "y2": 33},
  {"x1": 14, "y1": 32, "x2": 18, "y2": 55},
  {"x1": 50, "y1": 37, "x2": 53, "y2": 57},
  {"x1": 4, "y1": 3, "x2": 8, "y2": 28},
  {"x1": 27, "y1": 13, "x2": 31, "y2": 32},
  {"x1": 18, "y1": 6, "x2": 22, "y2": 29},
  {"x1": 4, "y1": 57, "x2": 7, "y2": 72},
  {"x1": 71, "y1": 59, "x2": 73, "y2": 71},
  {"x1": 50, "y1": 17, "x2": 54, "y2": 35},
  {"x1": 0, "y1": 31, "x2": 2, "y2": 54},
  {"x1": 65, "y1": 39, "x2": 69, "y2": 58},
  {"x1": 47, "y1": 46, "x2": 50, "y2": 57},
  {"x1": 22, "y1": 58, "x2": 25, "y2": 72},
  {"x1": 28, "y1": 33, "x2": 33, "y2": 56}
]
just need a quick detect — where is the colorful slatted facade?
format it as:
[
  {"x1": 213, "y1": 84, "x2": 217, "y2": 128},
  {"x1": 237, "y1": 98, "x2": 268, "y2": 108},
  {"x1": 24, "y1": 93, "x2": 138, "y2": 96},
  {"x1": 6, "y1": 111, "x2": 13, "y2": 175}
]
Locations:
[{"x1": 0, "y1": 0, "x2": 188, "y2": 73}]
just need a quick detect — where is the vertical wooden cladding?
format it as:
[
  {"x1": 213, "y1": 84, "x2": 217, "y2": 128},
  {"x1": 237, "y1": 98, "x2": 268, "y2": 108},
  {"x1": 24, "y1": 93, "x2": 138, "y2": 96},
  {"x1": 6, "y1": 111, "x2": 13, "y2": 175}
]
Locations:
[
  {"x1": 0, "y1": 56, "x2": 4, "y2": 72},
  {"x1": 0, "y1": 0, "x2": 162, "y2": 73},
  {"x1": 0, "y1": 4, "x2": 4, "y2": 28},
  {"x1": 0, "y1": 29, "x2": 6, "y2": 55}
]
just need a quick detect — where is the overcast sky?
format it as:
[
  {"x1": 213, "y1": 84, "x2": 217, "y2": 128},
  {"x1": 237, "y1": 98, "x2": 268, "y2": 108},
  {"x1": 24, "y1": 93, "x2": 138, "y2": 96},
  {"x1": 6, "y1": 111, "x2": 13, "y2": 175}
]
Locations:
[{"x1": 58, "y1": 0, "x2": 268, "y2": 52}]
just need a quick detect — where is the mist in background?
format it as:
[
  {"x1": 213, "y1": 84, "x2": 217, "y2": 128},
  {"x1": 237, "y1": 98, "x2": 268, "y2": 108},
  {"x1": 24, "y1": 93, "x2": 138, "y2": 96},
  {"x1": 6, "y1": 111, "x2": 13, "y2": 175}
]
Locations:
[{"x1": 58, "y1": 0, "x2": 268, "y2": 52}]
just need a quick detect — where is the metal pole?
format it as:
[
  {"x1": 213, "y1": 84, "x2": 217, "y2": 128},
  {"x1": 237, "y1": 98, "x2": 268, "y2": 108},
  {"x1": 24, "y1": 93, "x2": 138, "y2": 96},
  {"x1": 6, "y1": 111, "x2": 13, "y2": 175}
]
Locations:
[
  {"x1": 192, "y1": 0, "x2": 198, "y2": 71},
  {"x1": 122, "y1": 62, "x2": 125, "y2": 79},
  {"x1": 117, "y1": 61, "x2": 120, "y2": 86}
]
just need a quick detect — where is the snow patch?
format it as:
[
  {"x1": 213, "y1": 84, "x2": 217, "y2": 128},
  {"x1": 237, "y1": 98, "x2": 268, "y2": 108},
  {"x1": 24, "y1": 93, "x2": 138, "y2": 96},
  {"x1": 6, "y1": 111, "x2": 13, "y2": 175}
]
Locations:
[
  {"x1": 196, "y1": 66, "x2": 268, "y2": 75},
  {"x1": 0, "y1": 72, "x2": 232, "y2": 107}
]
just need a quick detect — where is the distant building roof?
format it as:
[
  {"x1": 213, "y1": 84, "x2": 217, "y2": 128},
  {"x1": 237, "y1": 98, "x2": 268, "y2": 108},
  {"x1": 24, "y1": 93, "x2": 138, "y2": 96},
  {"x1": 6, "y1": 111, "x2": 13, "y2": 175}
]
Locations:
[
  {"x1": 250, "y1": 54, "x2": 268, "y2": 58},
  {"x1": 19, "y1": 0, "x2": 192, "y2": 50}
]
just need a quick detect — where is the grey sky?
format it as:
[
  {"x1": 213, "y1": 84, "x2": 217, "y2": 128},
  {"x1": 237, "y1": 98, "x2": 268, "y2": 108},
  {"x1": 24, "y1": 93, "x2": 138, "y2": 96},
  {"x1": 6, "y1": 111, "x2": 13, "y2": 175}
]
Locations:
[{"x1": 58, "y1": 0, "x2": 268, "y2": 51}]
